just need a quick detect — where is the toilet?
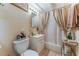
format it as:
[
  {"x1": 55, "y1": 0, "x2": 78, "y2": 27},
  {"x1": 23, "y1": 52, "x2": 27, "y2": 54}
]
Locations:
[{"x1": 13, "y1": 38, "x2": 39, "y2": 56}]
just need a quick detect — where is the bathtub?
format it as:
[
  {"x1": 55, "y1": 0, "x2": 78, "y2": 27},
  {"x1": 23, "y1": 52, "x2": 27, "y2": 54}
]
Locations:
[{"x1": 45, "y1": 42, "x2": 62, "y2": 53}]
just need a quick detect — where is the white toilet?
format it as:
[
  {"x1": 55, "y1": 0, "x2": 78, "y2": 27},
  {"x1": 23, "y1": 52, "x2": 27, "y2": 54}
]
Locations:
[{"x1": 13, "y1": 38, "x2": 39, "y2": 56}]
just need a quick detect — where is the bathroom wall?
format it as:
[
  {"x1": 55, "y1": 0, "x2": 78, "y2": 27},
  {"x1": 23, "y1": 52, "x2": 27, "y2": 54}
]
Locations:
[{"x1": 0, "y1": 4, "x2": 31, "y2": 55}]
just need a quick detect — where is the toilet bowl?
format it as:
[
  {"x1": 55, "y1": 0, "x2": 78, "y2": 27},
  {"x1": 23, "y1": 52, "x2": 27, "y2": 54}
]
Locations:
[
  {"x1": 13, "y1": 38, "x2": 39, "y2": 56},
  {"x1": 21, "y1": 49, "x2": 39, "y2": 56}
]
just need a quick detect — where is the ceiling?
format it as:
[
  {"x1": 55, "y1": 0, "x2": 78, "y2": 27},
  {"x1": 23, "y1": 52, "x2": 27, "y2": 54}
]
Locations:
[{"x1": 36, "y1": 3, "x2": 56, "y2": 12}]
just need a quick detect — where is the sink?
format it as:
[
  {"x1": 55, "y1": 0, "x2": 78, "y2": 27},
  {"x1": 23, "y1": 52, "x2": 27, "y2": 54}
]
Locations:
[{"x1": 32, "y1": 34, "x2": 44, "y2": 38}]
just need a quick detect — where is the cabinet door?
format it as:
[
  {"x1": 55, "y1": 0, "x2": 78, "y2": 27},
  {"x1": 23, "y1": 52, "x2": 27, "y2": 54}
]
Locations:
[
  {"x1": 30, "y1": 37, "x2": 44, "y2": 53},
  {"x1": 37, "y1": 37, "x2": 44, "y2": 53},
  {"x1": 30, "y1": 38, "x2": 38, "y2": 50}
]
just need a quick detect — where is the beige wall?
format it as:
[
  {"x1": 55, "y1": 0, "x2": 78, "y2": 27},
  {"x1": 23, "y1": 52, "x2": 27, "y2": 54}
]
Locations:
[{"x1": 0, "y1": 4, "x2": 31, "y2": 56}]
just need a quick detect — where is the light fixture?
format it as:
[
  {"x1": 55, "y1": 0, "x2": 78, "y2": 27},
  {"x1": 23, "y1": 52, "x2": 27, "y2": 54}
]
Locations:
[{"x1": 0, "y1": 3, "x2": 4, "y2": 6}]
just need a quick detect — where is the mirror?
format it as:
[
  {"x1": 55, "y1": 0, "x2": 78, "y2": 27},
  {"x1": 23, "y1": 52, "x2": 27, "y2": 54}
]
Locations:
[{"x1": 31, "y1": 12, "x2": 39, "y2": 28}]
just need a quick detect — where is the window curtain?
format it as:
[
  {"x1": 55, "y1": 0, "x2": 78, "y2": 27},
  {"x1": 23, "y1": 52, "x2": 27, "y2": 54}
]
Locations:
[
  {"x1": 37, "y1": 12, "x2": 49, "y2": 33},
  {"x1": 53, "y1": 5, "x2": 76, "y2": 35}
]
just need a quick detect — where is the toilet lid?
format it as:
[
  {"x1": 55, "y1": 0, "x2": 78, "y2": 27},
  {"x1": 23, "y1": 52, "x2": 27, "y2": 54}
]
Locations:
[{"x1": 21, "y1": 49, "x2": 39, "y2": 56}]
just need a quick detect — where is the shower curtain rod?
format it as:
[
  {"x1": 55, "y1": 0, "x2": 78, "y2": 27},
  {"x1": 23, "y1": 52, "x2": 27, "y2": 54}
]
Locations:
[{"x1": 39, "y1": 4, "x2": 72, "y2": 13}]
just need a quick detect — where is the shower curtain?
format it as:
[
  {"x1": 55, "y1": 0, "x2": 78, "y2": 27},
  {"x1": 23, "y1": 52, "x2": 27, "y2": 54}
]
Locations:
[{"x1": 53, "y1": 7, "x2": 69, "y2": 35}]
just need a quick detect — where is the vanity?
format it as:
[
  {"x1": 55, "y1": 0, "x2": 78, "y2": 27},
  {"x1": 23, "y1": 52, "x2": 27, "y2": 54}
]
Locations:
[{"x1": 29, "y1": 34, "x2": 44, "y2": 53}]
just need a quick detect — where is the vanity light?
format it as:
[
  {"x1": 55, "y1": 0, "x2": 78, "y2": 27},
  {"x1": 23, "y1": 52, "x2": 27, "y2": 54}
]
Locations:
[{"x1": 0, "y1": 3, "x2": 4, "y2": 6}]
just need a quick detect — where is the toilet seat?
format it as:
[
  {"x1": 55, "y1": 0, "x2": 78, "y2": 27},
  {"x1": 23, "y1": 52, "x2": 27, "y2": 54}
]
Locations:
[{"x1": 21, "y1": 49, "x2": 39, "y2": 56}]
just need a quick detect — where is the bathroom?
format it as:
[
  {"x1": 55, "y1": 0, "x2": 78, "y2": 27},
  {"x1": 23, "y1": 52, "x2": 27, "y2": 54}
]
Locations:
[{"x1": 0, "y1": 3, "x2": 79, "y2": 56}]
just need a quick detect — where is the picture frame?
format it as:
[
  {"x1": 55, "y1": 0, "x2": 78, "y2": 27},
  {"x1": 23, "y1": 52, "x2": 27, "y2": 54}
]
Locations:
[{"x1": 11, "y1": 3, "x2": 28, "y2": 12}]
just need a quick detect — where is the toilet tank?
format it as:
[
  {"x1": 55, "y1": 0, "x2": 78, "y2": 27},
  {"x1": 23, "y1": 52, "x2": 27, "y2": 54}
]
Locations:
[{"x1": 13, "y1": 38, "x2": 29, "y2": 54}]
